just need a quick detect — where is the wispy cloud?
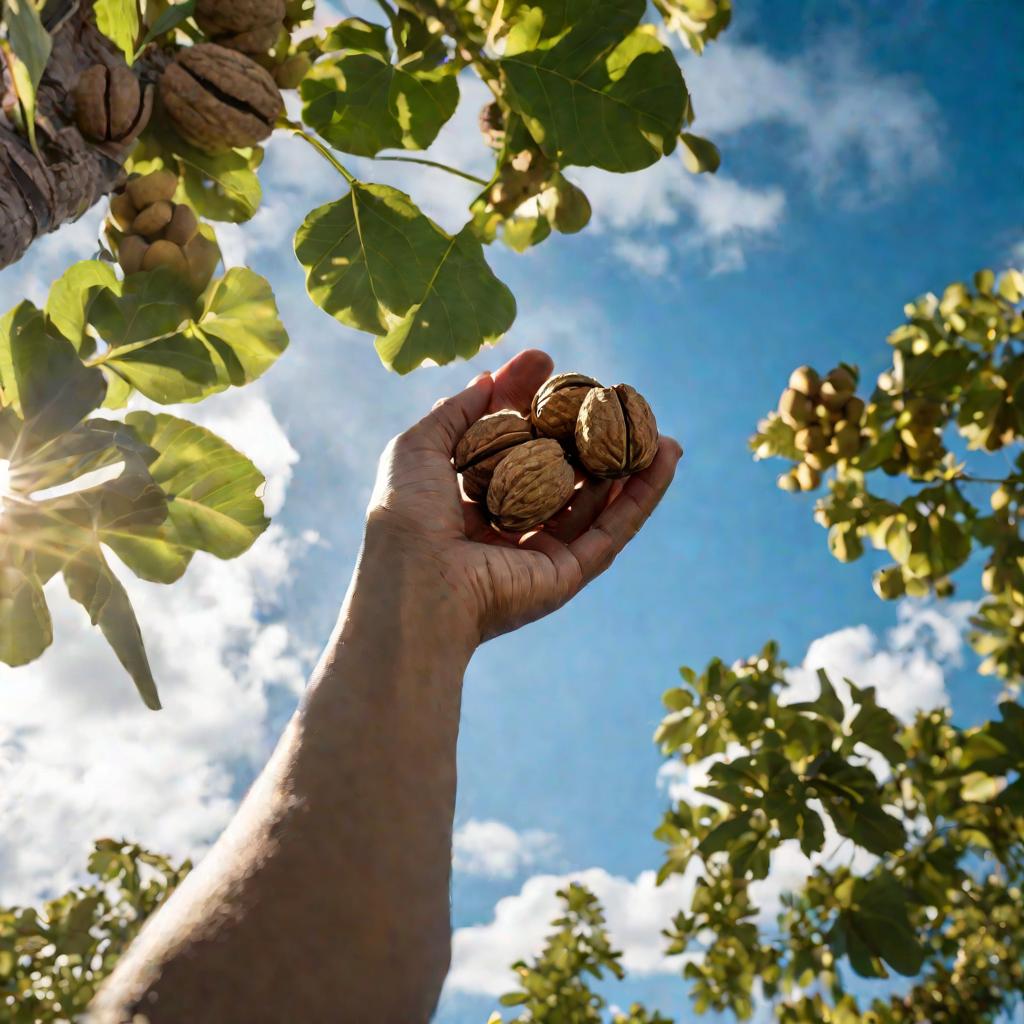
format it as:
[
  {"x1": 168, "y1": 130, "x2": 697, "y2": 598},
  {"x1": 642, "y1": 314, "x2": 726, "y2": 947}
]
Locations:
[
  {"x1": 453, "y1": 819, "x2": 558, "y2": 879},
  {"x1": 0, "y1": 389, "x2": 310, "y2": 904},
  {"x1": 445, "y1": 866, "x2": 698, "y2": 997}
]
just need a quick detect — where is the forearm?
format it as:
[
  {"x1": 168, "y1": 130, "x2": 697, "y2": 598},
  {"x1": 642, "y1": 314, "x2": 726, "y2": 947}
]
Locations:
[{"x1": 91, "y1": 527, "x2": 475, "y2": 1023}]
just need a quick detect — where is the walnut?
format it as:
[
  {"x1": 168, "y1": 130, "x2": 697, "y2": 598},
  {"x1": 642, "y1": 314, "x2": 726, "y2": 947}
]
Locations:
[
  {"x1": 530, "y1": 372, "x2": 601, "y2": 447},
  {"x1": 73, "y1": 64, "x2": 152, "y2": 145},
  {"x1": 159, "y1": 44, "x2": 283, "y2": 152},
  {"x1": 486, "y1": 438, "x2": 575, "y2": 532},
  {"x1": 575, "y1": 384, "x2": 659, "y2": 479},
  {"x1": 454, "y1": 411, "x2": 533, "y2": 502},
  {"x1": 196, "y1": 0, "x2": 285, "y2": 38}
]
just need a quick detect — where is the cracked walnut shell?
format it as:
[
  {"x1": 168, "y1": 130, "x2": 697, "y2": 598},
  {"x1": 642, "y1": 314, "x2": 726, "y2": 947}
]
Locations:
[
  {"x1": 530, "y1": 372, "x2": 601, "y2": 447},
  {"x1": 486, "y1": 438, "x2": 575, "y2": 533},
  {"x1": 160, "y1": 44, "x2": 283, "y2": 152},
  {"x1": 73, "y1": 64, "x2": 152, "y2": 144},
  {"x1": 454, "y1": 411, "x2": 533, "y2": 502},
  {"x1": 576, "y1": 384, "x2": 658, "y2": 479}
]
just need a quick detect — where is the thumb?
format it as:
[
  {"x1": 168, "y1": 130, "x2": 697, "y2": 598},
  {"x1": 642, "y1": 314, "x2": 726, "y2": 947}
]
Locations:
[{"x1": 411, "y1": 372, "x2": 494, "y2": 454}]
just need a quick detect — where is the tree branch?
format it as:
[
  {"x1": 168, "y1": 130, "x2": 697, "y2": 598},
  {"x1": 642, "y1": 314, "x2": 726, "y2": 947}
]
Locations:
[{"x1": 0, "y1": 2, "x2": 166, "y2": 270}]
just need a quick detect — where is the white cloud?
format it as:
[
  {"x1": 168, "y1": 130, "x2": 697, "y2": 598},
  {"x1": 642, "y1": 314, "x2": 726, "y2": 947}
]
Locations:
[
  {"x1": 452, "y1": 819, "x2": 558, "y2": 879},
  {"x1": 612, "y1": 239, "x2": 672, "y2": 278},
  {"x1": 445, "y1": 866, "x2": 698, "y2": 997},
  {"x1": 784, "y1": 599, "x2": 972, "y2": 724},
  {"x1": 0, "y1": 391, "x2": 309, "y2": 905},
  {"x1": 685, "y1": 39, "x2": 942, "y2": 203},
  {"x1": 655, "y1": 600, "x2": 971, "y2": 927}
]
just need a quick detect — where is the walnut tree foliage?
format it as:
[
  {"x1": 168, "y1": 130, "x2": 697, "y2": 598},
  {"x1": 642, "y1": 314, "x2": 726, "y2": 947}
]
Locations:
[
  {"x1": 0, "y1": 0, "x2": 727, "y2": 705},
  {"x1": 0, "y1": 840, "x2": 190, "y2": 1022},
  {"x1": 488, "y1": 269, "x2": 1024, "y2": 1023}
]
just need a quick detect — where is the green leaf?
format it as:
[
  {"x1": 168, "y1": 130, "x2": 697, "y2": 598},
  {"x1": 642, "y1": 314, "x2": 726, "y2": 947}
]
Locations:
[
  {"x1": 194, "y1": 268, "x2": 289, "y2": 386},
  {"x1": 301, "y1": 52, "x2": 459, "y2": 157},
  {"x1": 94, "y1": 0, "x2": 140, "y2": 62},
  {"x1": 45, "y1": 260, "x2": 119, "y2": 353},
  {"x1": 63, "y1": 545, "x2": 160, "y2": 709},
  {"x1": 847, "y1": 682, "x2": 905, "y2": 764},
  {"x1": 375, "y1": 226, "x2": 517, "y2": 374},
  {"x1": 123, "y1": 412, "x2": 269, "y2": 559},
  {"x1": 698, "y1": 811, "x2": 754, "y2": 857},
  {"x1": 0, "y1": 301, "x2": 107, "y2": 452},
  {"x1": 502, "y1": 0, "x2": 687, "y2": 172},
  {"x1": 0, "y1": 564, "x2": 52, "y2": 666},
  {"x1": 2, "y1": 0, "x2": 52, "y2": 152},
  {"x1": 137, "y1": 0, "x2": 195, "y2": 50},
  {"x1": 88, "y1": 269, "x2": 195, "y2": 350},
  {"x1": 317, "y1": 16, "x2": 390, "y2": 57},
  {"x1": 295, "y1": 183, "x2": 516, "y2": 372},
  {"x1": 679, "y1": 132, "x2": 721, "y2": 174},
  {"x1": 846, "y1": 877, "x2": 925, "y2": 977},
  {"x1": 8, "y1": 417, "x2": 156, "y2": 495},
  {"x1": 90, "y1": 269, "x2": 286, "y2": 403},
  {"x1": 175, "y1": 142, "x2": 263, "y2": 223}
]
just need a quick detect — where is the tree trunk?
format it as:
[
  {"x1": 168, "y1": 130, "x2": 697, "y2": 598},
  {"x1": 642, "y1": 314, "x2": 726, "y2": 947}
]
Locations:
[{"x1": 0, "y1": 1, "x2": 162, "y2": 270}]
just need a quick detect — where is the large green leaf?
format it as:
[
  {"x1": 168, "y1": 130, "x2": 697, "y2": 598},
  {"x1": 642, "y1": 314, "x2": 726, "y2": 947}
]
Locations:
[
  {"x1": 175, "y1": 142, "x2": 263, "y2": 224},
  {"x1": 295, "y1": 183, "x2": 515, "y2": 372},
  {"x1": 301, "y1": 51, "x2": 459, "y2": 157},
  {"x1": 2, "y1": 0, "x2": 52, "y2": 152},
  {"x1": 122, "y1": 412, "x2": 269, "y2": 560},
  {"x1": 501, "y1": 0, "x2": 687, "y2": 172},
  {"x1": 0, "y1": 302, "x2": 106, "y2": 453},
  {"x1": 63, "y1": 546, "x2": 160, "y2": 710},
  {"x1": 45, "y1": 260, "x2": 120, "y2": 354},
  {"x1": 374, "y1": 226, "x2": 517, "y2": 373},
  {"x1": 88, "y1": 269, "x2": 286, "y2": 403},
  {"x1": 0, "y1": 563, "x2": 52, "y2": 666},
  {"x1": 94, "y1": 0, "x2": 140, "y2": 62},
  {"x1": 194, "y1": 268, "x2": 289, "y2": 385}
]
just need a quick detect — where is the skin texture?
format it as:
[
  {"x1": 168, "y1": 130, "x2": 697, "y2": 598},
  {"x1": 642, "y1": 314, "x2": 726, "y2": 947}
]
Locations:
[{"x1": 89, "y1": 349, "x2": 682, "y2": 1023}]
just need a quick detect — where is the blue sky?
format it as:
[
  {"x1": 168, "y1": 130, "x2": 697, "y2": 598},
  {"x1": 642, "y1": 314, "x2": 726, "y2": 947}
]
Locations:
[{"x1": 1, "y1": 0, "x2": 1022, "y2": 1020}]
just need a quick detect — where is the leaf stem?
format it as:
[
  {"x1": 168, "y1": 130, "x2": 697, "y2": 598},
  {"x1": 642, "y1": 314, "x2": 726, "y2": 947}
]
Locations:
[
  {"x1": 375, "y1": 154, "x2": 488, "y2": 186},
  {"x1": 281, "y1": 120, "x2": 358, "y2": 185}
]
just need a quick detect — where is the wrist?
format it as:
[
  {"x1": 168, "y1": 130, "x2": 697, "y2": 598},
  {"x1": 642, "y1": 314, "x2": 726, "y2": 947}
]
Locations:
[{"x1": 324, "y1": 518, "x2": 479, "y2": 682}]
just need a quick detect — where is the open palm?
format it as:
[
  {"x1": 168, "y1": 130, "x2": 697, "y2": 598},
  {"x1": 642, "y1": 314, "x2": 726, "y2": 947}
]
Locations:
[{"x1": 366, "y1": 350, "x2": 682, "y2": 641}]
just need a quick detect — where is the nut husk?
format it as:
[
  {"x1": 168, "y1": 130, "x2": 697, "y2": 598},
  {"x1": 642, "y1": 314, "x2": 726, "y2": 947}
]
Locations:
[
  {"x1": 455, "y1": 411, "x2": 533, "y2": 502},
  {"x1": 160, "y1": 43, "x2": 283, "y2": 152},
  {"x1": 531, "y1": 372, "x2": 601, "y2": 447},
  {"x1": 486, "y1": 438, "x2": 574, "y2": 532},
  {"x1": 575, "y1": 384, "x2": 658, "y2": 479},
  {"x1": 127, "y1": 170, "x2": 178, "y2": 209},
  {"x1": 196, "y1": 0, "x2": 285, "y2": 37},
  {"x1": 73, "y1": 64, "x2": 152, "y2": 144}
]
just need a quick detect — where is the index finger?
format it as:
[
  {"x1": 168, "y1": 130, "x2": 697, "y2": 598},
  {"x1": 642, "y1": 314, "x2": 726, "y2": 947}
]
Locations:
[{"x1": 568, "y1": 437, "x2": 682, "y2": 585}]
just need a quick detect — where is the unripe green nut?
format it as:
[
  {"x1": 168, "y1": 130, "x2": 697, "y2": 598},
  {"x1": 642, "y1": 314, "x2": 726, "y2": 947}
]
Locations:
[
  {"x1": 142, "y1": 239, "x2": 188, "y2": 275},
  {"x1": 109, "y1": 192, "x2": 138, "y2": 231},
  {"x1": 788, "y1": 365, "x2": 820, "y2": 398},
  {"x1": 873, "y1": 566, "x2": 906, "y2": 601},
  {"x1": 132, "y1": 199, "x2": 174, "y2": 238},
  {"x1": 117, "y1": 234, "x2": 148, "y2": 275},
  {"x1": 273, "y1": 52, "x2": 311, "y2": 88},
  {"x1": 779, "y1": 388, "x2": 814, "y2": 427},
  {"x1": 795, "y1": 425, "x2": 826, "y2": 453},
  {"x1": 777, "y1": 471, "x2": 799, "y2": 493},
  {"x1": 127, "y1": 169, "x2": 178, "y2": 208},
  {"x1": 795, "y1": 462, "x2": 820, "y2": 491},
  {"x1": 164, "y1": 204, "x2": 199, "y2": 246},
  {"x1": 991, "y1": 486, "x2": 1012, "y2": 512}
]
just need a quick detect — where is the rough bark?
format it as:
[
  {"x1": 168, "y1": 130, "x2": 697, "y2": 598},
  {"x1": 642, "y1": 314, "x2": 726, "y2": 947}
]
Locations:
[{"x1": 0, "y1": 1, "x2": 164, "y2": 270}]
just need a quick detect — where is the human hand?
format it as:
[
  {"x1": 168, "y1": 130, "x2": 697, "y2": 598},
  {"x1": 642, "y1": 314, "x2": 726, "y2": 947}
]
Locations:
[{"x1": 363, "y1": 349, "x2": 682, "y2": 645}]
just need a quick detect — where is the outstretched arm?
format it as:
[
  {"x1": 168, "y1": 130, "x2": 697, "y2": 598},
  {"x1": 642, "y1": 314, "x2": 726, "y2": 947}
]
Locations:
[{"x1": 91, "y1": 350, "x2": 682, "y2": 1023}]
